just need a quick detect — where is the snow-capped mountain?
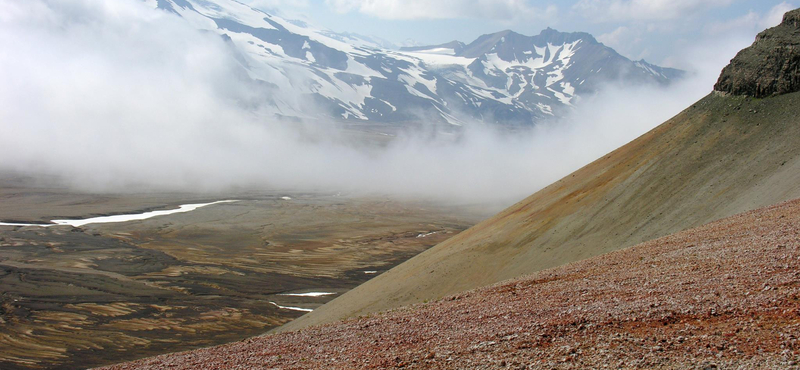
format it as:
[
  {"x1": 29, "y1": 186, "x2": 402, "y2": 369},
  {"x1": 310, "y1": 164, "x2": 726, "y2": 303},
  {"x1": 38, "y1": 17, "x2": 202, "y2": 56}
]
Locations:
[
  {"x1": 151, "y1": 0, "x2": 683, "y2": 125},
  {"x1": 400, "y1": 41, "x2": 466, "y2": 55}
]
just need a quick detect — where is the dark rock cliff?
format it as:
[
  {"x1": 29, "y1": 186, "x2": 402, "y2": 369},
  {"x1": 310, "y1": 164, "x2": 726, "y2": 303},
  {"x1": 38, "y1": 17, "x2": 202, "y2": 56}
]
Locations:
[{"x1": 715, "y1": 8, "x2": 800, "y2": 98}]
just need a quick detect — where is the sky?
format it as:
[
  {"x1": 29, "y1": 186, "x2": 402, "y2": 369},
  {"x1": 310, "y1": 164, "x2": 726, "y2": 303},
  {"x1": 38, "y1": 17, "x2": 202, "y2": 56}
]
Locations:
[
  {"x1": 0, "y1": 0, "x2": 796, "y2": 205},
  {"x1": 243, "y1": 0, "x2": 795, "y2": 68}
]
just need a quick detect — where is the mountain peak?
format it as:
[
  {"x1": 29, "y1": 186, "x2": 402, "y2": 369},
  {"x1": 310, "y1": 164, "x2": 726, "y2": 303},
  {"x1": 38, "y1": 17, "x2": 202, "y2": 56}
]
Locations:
[
  {"x1": 151, "y1": 0, "x2": 683, "y2": 124},
  {"x1": 782, "y1": 7, "x2": 800, "y2": 28},
  {"x1": 459, "y1": 30, "x2": 523, "y2": 58},
  {"x1": 459, "y1": 28, "x2": 596, "y2": 58},
  {"x1": 714, "y1": 7, "x2": 800, "y2": 98},
  {"x1": 535, "y1": 27, "x2": 597, "y2": 45}
]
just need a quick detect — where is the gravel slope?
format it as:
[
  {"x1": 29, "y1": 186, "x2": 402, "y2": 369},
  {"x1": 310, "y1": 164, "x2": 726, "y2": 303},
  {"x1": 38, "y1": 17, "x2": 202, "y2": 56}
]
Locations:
[
  {"x1": 280, "y1": 12, "x2": 800, "y2": 330},
  {"x1": 283, "y1": 84, "x2": 800, "y2": 333},
  {"x1": 102, "y1": 198, "x2": 800, "y2": 369}
]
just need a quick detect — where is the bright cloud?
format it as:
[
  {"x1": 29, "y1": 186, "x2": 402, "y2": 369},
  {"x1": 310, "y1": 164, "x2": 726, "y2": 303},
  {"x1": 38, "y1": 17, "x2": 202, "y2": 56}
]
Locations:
[
  {"x1": 705, "y1": 2, "x2": 795, "y2": 35},
  {"x1": 597, "y1": 26, "x2": 636, "y2": 49},
  {"x1": 325, "y1": 0, "x2": 557, "y2": 21},
  {"x1": 573, "y1": 0, "x2": 735, "y2": 22},
  {"x1": 0, "y1": 0, "x2": 774, "y2": 206},
  {"x1": 244, "y1": 0, "x2": 310, "y2": 12},
  {"x1": 597, "y1": 26, "x2": 650, "y2": 60},
  {"x1": 763, "y1": 1, "x2": 797, "y2": 27}
]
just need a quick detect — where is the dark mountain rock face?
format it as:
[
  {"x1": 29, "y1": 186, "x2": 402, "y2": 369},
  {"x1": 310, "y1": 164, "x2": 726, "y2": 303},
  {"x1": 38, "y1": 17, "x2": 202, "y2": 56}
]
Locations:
[{"x1": 715, "y1": 8, "x2": 800, "y2": 98}]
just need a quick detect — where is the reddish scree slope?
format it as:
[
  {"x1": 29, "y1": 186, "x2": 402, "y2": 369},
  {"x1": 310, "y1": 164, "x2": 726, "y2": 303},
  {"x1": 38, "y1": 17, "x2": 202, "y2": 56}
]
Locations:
[{"x1": 102, "y1": 198, "x2": 800, "y2": 369}]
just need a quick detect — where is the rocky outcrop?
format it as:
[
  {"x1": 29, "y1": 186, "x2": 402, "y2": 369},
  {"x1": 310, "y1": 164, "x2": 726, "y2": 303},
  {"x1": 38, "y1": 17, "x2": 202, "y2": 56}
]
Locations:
[{"x1": 715, "y1": 8, "x2": 800, "y2": 98}]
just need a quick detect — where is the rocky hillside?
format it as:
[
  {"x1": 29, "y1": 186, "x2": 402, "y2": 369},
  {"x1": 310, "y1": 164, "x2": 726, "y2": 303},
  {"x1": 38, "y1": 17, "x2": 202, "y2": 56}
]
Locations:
[
  {"x1": 101, "y1": 198, "x2": 800, "y2": 369},
  {"x1": 715, "y1": 8, "x2": 800, "y2": 97},
  {"x1": 280, "y1": 8, "x2": 800, "y2": 332},
  {"x1": 153, "y1": 0, "x2": 682, "y2": 125}
]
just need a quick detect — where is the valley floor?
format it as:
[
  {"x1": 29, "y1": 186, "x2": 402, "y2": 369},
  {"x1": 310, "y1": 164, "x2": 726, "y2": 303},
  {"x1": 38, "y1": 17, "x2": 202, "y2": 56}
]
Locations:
[
  {"x1": 0, "y1": 178, "x2": 487, "y2": 369},
  {"x1": 103, "y1": 197, "x2": 800, "y2": 369}
]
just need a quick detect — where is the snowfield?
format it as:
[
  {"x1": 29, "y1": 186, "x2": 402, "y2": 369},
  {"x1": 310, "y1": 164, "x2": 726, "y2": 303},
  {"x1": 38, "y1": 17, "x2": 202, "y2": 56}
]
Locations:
[{"x1": 150, "y1": 0, "x2": 683, "y2": 126}]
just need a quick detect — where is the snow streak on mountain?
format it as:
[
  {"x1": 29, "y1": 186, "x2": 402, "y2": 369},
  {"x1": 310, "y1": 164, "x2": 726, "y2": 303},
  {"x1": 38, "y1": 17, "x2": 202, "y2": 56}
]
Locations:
[{"x1": 152, "y1": 0, "x2": 683, "y2": 125}]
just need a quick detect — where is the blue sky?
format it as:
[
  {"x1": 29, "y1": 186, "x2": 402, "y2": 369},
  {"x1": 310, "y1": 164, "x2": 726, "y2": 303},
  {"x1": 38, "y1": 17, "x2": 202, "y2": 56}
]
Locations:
[{"x1": 242, "y1": 0, "x2": 796, "y2": 68}]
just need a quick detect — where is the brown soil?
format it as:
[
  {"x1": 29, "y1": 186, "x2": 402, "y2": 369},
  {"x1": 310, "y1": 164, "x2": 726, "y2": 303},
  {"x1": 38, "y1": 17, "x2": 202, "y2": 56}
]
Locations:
[
  {"x1": 0, "y1": 186, "x2": 486, "y2": 370},
  {"x1": 283, "y1": 84, "x2": 800, "y2": 334},
  {"x1": 101, "y1": 197, "x2": 800, "y2": 369}
]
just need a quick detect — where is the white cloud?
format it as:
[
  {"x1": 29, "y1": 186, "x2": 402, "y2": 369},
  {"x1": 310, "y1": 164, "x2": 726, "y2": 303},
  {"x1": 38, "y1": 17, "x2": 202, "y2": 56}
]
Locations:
[
  {"x1": 238, "y1": 0, "x2": 311, "y2": 21},
  {"x1": 597, "y1": 26, "x2": 649, "y2": 60},
  {"x1": 325, "y1": 0, "x2": 556, "y2": 21},
  {"x1": 761, "y1": 1, "x2": 795, "y2": 28},
  {"x1": 0, "y1": 0, "x2": 747, "y2": 207},
  {"x1": 597, "y1": 26, "x2": 633, "y2": 49},
  {"x1": 242, "y1": 0, "x2": 309, "y2": 12},
  {"x1": 0, "y1": 0, "x2": 274, "y2": 191},
  {"x1": 250, "y1": 0, "x2": 309, "y2": 7},
  {"x1": 573, "y1": 0, "x2": 734, "y2": 22},
  {"x1": 704, "y1": 2, "x2": 795, "y2": 35},
  {"x1": 597, "y1": 26, "x2": 629, "y2": 45}
]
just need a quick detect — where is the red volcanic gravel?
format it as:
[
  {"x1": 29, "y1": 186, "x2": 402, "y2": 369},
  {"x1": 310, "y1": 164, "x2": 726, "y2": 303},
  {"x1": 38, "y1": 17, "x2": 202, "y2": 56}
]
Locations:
[{"x1": 102, "y1": 199, "x2": 800, "y2": 369}]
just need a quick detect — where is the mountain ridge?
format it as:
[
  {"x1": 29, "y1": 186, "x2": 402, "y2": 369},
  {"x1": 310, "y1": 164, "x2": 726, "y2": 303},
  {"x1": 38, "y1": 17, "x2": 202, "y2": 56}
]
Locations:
[
  {"x1": 278, "y1": 7, "x2": 800, "y2": 333},
  {"x1": 152, "y1": 0, "x2": 683, "y2": 125},
  {"x1": 458, "y1": 28, "x2": 599, "y2": 58}
]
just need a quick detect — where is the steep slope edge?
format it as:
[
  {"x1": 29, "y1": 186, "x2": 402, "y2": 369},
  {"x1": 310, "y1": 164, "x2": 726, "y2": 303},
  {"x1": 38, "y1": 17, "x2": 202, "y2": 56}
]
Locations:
[
  {"x1": 103, "y1": 197, "x2": 800, "y2": 369},
  {"x1": 715, "y1": 8, "x2": 800, "y2": 97},
  {"x1": 279, "y1": 12, "x2": 800, "y2": 331}
]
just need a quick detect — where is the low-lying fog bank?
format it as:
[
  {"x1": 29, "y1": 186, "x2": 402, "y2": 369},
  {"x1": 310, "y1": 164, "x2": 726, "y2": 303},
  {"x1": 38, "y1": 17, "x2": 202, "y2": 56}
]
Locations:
[{"x1": 0, "y1": 0, "x2": 785, "y2": 206}]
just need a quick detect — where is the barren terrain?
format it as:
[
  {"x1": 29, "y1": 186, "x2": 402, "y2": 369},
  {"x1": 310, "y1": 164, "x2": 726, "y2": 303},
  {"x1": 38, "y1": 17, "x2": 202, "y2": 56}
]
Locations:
[
  {"x1": 0, "y1": 177, "x2": 487, "y2": 369},
  {"x1": 104, "y1": 197, "x2": 800, "y2": 369},
  {"x1": 284, "y1": 89, "x2": 800, "y2": 332}
]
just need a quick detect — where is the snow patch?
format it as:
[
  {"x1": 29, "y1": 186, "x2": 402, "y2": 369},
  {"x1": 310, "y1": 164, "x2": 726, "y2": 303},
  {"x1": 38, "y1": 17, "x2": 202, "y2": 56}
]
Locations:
[
  {"x1": 410, "y1": 47, "x2": 457, "y2": 56},
  {"x1": 269, "y1": 301, "x2": 313, "y2": 312},
  {"x1": 278, "y1": 292, "x2": 336, "y2": 297},
  {"x1": 634, "y1": 61, "x2": 666, "y2": 78},
  {"x1": 185, "y1": 0, "x2": 278, "y2": 31},
  {"x1": 398, "y1": 74, "x2": 437, "y2": 101},
  {"x1": 382, "y1": 99, "x2": 397, "y2": 112},
  {"x1": 0, "y1": 201, "x2": 238, "y2": 228},
  {"x1": 397, "y1": 51, "x2": 474, "y2": 67},
  {"x1": 536, "y1": 102, "x2": 553, "y2": 115}
]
